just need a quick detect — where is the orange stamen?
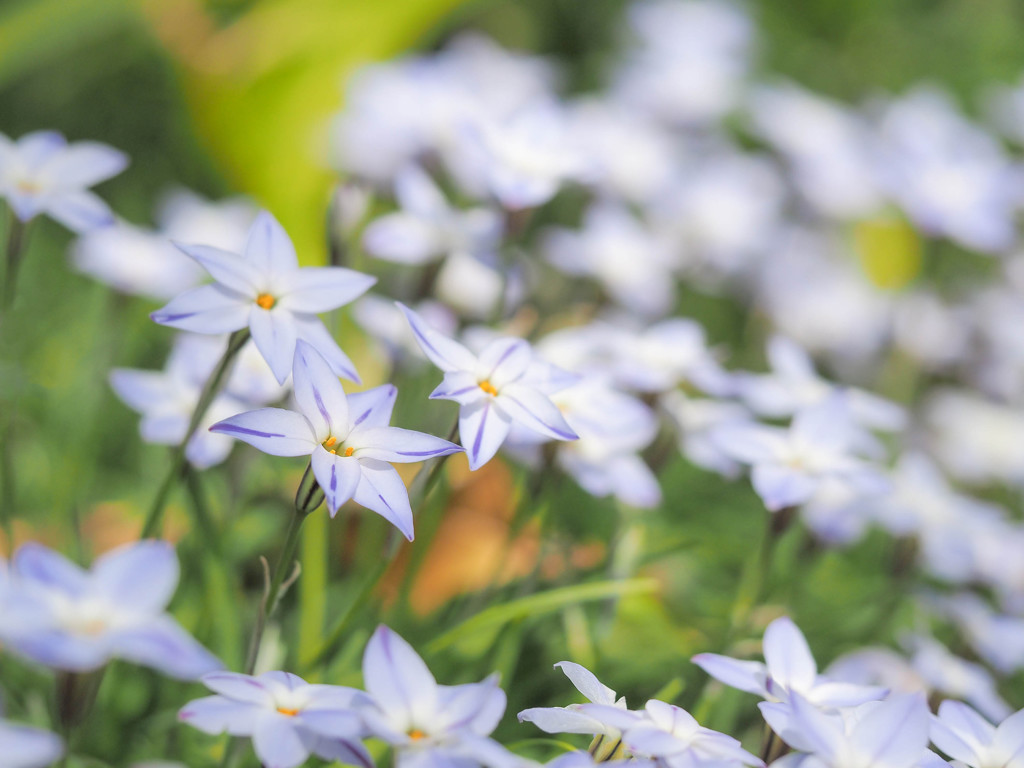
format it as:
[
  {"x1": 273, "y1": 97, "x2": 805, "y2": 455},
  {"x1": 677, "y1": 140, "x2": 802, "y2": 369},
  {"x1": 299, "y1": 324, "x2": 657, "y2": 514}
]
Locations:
[
  {"x1": 479, "y1": 380, "x2": 498, "y2": 396},
  {"x1": 277, "y1": 707, "x2": 299, "y2": 717},
  {"x1": 256, "y1": 293, "x2": 276, "y2": 310},
  {"x1": 408, "y1": 729, "x2": 427, "y2": 740},
  {"x1": 324, "y1": 436, "x2": 337, "y2": 448},
  {"x1": 344, "y1": 446, "x2": 354, "y2": 457}
]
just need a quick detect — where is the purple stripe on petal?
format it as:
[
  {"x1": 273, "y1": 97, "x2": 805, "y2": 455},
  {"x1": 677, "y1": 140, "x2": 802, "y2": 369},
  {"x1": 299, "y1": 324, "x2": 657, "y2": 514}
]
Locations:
[
  {"x1": 210, "y1": 424, "x2": 286, "y2": 439},
  {"x1": 472, "y1": 402, "x2": 490, "y2": 464},
  {"x1": 352, "y1": 407, "x2": 372, "y2": 427},
  {"x1": 313, "y1": 387, "x2": 331, "y2": 430},
  {"x1": 488, "y1": 343, "x2": 518, "y2": 376},
  {"x1": 396, "y1": 448, "x2": 450, "y2": 457},
  {"x1": 502, "y1": 394, "x2": 577, "y2": 439},
  {"x1": 152, "y1": 311, "x2": 196, "y2": 323},
  {"x1": 410, "y1": 323, "x2": 447, "y2": 363},
  {"x1": 430, "y1": 385, "x2": 478, "y2": 400}
]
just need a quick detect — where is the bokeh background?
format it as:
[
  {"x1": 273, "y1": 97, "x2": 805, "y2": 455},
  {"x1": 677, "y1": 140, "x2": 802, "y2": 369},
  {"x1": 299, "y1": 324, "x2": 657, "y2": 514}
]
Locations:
[{"x1": 4, "y1": 0, "x2": 1024, "y2": 763}]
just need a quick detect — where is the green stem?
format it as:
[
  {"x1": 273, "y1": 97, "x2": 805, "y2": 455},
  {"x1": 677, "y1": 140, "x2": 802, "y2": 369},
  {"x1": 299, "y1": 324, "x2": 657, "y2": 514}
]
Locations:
[
  {"x1": 2, "y1": 211, "x2": 28, "y2": 316},
  {"x1": 139, "y1": 328, "x2": 250, "y2": 539},
  {"x1": 243, "y1": 507, "x2": 306, "y2": 674}
]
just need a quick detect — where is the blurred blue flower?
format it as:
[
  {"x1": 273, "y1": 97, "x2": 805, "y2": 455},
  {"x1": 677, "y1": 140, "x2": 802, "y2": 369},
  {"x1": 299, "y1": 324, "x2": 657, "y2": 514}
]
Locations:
[
  {"x1": 179, "y1": 670, "x2": 371, "y2": 768},
  {"x1": 0, "y1": 130, "x2": 127, "y2": 232},
  {"x1": 4, "y1": 540, "x2": 221, "y2": 679},
  {"x1": 0, "y1": 719, "x2": 63, "y2": 768}
]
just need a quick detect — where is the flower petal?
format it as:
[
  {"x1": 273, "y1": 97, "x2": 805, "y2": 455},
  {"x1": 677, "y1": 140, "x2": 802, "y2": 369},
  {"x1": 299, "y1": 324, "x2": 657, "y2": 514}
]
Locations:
[
  {"x1": 349, "y1": 385, "x2": 398, "y2": 429},
  {"x1": 496, "y1": 383, "x2": 578, "y2": 441},
  {"x1": 460, "y1": 399, "x2": 512, "y2": 471},
  {"x1": 362, "y1": 625, "x2": 439, "y2": 731},
  {"x1": 352, "y1": 459, "x2": 415, "y2": 541},
  {"x1": 397, "y1": 303, "x2": 477, "y2": 373},
  {"x1": 763, "y1": 617, "x2": 817, "y2": 692},
  {"x1": 108, "y1": 369, "x2": 178, "y2": 413},
  {"x1": 293, "y1": 314, "x2": 361, "y2": 383},
  {"x1": 91, "y1": 540, "x2": 179, "y2": 614},
  {"x1": 691, "y1": 654, "x2": 768, "y2": 696},
  {"x1": 362, "y1": 213, "x2": 441, "y2": 264},
  {"x1": 42, "y1": 141, "x2": 128, "y2": 187},
  {"x1": 251, "y1": 307, "x2": 299, "y2": 384},
  {"x1": 179, "y1": 695, "x2": 262, "y2": 736},
  {"x1": 251, "y1": 711, "x2": 310, "y2": 768},
  {"x1": 430, "y1": 371, "x2": 485, "y2": 405},
  {"x1": 395, "y1": 164, "x2": 449, "y2": 218},
  {"x1": 751, "y1": 464, "x2": 818, "y2": 511},
  {"x1": 210, "y1": 408, "x2": 316, "y2": 456},
  {"x1": 477, "y1": 338, "x2": 531, "y2": 389},
  {"x1": 109, "y1": 616, "x2": 222, "y2": 679},
  {"x1": 553, "y1": 662, "x2": 616, "y2": 705},
  {"x1": 0, "y1": 721, "x2": 64, "y2": 768},
  {"x1": 150, "y1": 284, "x2": 250, "y2": 334},
  {"x1": 45, "y1": 190, "x2": 114, "y2": 233},
  {"x1": 852, "y1": 693, "x2": 929, "y2": 768},
  {"x1": 278, "y1": 267, "x2": 377, "y2": 313},
  {"x1": 349, "y1": 426, "x2": 462, "y2": 464},
  {"x1": 202, "y1": 672, "x2": 275, "y2": 705},
  {"x1": 174, "y1": 243, "x2": 258, "y2": 295},
  {"x1": 292, "y1": 340, "x2": 349, "y2": 441},
  {"x1": 311, "y1": 446, "x2": 362, "y2": 516},
  {"x1": 245, "y1": 211, "x2": 298, "y2": 277},
  {"x1": 14, "y1": 543, "x2": 88, "y2": 597}
]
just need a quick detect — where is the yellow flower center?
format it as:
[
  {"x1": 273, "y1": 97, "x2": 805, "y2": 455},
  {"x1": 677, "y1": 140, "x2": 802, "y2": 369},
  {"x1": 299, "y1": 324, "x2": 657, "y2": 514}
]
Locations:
[
  {"x1": 323, "y1": 437, "x2": 354, "y2": 457},
  {"x1": 15, "y1": 178, "x2": 40, "y2": 195},
  {"x1": 256, "y1": 293, "x2": 276, "y2": 310},
  {"x1": 277, "y1": 707, "x2": 300, "y2": 717},
  {"x1": 408, "y1": 729, "x2": 427, "y2": 741},
  {"x1": 478, "y1": 379, "x2": 498, "y2": 396}
]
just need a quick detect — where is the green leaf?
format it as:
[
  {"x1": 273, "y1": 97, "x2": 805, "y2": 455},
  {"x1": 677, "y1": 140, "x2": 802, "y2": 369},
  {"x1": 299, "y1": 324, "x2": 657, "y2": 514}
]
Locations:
[{"x1": 428, "y1": 578, "x2": 660, "y2": 654}]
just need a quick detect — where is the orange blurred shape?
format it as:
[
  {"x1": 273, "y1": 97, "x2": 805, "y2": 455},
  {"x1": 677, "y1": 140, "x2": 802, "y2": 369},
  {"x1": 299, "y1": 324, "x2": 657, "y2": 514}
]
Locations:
[{"x1": 382, "y1": 456, "x2": 606, "y2": 614}]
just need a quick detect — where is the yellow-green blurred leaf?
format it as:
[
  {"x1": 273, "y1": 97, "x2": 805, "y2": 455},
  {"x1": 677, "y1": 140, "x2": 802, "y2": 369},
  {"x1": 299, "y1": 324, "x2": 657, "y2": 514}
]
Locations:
[
  {"x1": 145, "y1": 0, "x2": 471, "y2": 265},
  {"x1": 854, "y1": 215, "x2": 923, "y2": 290}
]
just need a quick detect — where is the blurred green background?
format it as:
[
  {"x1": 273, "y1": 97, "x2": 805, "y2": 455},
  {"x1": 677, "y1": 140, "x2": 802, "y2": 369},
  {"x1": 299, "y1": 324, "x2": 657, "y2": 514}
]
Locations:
[{"x1": 2, "y1": 0, "x2": 1024, "y2": 764}]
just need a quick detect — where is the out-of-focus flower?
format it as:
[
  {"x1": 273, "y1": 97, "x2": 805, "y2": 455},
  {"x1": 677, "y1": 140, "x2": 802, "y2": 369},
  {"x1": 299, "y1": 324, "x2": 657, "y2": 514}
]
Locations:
[
  {"x1": 711, "y1": 396, "x2": 888, "y2": 512},
  {"x1": 773, "y1": 692, "x2": 931, "y2": 768},
  {"x1": 180, "y1": 671, "x2": 371, "y2": 768},
  {"x1": 660, "y1": 391, "x2": 751, "y2": 478},
  {"x1": 748, "y1": 83, "x2": 884, "y2": 219},
  {"x1": 212, "y1": 341, "x2": 461, "y2": 539},
  {"x1": 518, "y1": 662, "x2": 628, "y2": 738},
  {"x1": 0, "y1": 130, "x2": 127, "y2": 232},
  {"x1": 930, "y1": 593, "x2": 1024, "y2": 675},
  {"x1": 359, "y1": 625, "x2": 514, "y2": 768},
  {"x1": 693, "y1": 617, "x2": 886, "y2": 710},
  {"x1": 362, "y1": 165, "x2": 501, "y2": 265},
  {"x1": 581, "y1": 699, "x2": 763, "y2": 767},
  {"x1": 353, "y1": 297, "x2": 458, "y2": 368},
  {"x1": 399, "y1": 304, "x2": 577, "y2": 470},
  {"x1": 0, "y1": 720, "x2": 63, "y2": 768},
  {"x1": 875, "y1": 87, "x2": 1020, "y2": 254},
  {"x1": 733, "y1": 336, "x2": 905, "y2": 432},
  {"x1": 543, "y1": 202, "x2": 677, "y2": 318},
  {"x1": 904, "y1": 635, "x2": 1011, "y2": 723},
  {"x1": 71, "y1": 188, "x2": 255, "y2": 300},
  {"x1": 930, "y1": 700, "x2": 1024, "y2": 768},
  {"x1": 614, "y1": 0, "x2": 753, "y2": 126},
  {"x1": 151, "y1": 211, "x2": 375, "y2": 384},
  {"x1": 459, "y1": 101, "x2": 589, "y2": 210},
  {"x1": 110, "y1": 333, "x2": 282, "y2": 469},
  {"x1": 5, "y1": 541, "x2": 220, "y2": 679}
]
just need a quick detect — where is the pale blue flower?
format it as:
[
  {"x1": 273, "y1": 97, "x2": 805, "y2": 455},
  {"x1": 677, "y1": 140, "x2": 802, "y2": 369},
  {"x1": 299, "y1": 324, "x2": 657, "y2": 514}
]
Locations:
[
  {"x1": 518, "y1": 662, "x2": 628, "y2": 738},
  {"x1": 0, "y1": 130, "x2": 127, "y2": 231},
  {"x1": 0, "y1": 719, "x2": 63, "y2": 768},
  {"x1": 359, "y1": 625, "x2": 516, "y2": 768},
  {"x1": 151, "y1": 211, "x2": 376, "y2": 384},
  {"x1": 3, "y1": 541, "x2": 220, "y2": 679},
  {"x1": 179, "y1": 670, "x2": 371, "y2": 768},
  {"x1": 930, "y1": 700, "x2": 1024, "y2": 768},
  {"x1": 211, "y1": 340, "x2": 462, "y2": 539},
  {"x1": 398, "y1": 303, "x2": 577, "y2": 470}
]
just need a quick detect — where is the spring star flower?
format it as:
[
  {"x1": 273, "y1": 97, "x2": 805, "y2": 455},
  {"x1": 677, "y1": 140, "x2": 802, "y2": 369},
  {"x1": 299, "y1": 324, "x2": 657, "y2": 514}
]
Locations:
[
  {"x1": 358, "y1": 626, "x2": 514, "y2": 768},
  {"x1": 518, "y1": 662, "x2": 629, "y2": 738},
  {"x1": 151, "y1": 211, "x2": 376, "y2": 384},
  {"x1": 0, "y1": 720, "x2": 63, "y2": 768},
  {"x1": 211, "y1": 340, "x2": 462, "y2": 540},
  {"x1": 0, "y1": 130, "x2": 128, "y2": 232},
  {"x1": 692, "y1": 616, "x2": 886, "y2": 711},
  {"x1": 179, "y1": 671, "x2": 371, "y2": 768},
  {"x1": 398, "y1": 303, "x2": 577, "y2": 470},
  {"x1": 930, "y1": 701, "x2": 1024, "y2": 768},
  {"x1": 5, "y1": 540, "x2": 221, "y2": 679}
]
